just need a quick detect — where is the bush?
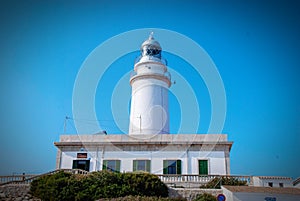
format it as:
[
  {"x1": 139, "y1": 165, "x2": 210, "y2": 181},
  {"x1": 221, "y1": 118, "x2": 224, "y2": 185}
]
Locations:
[
  {"x1": 193, "y1": 193, "x2": 217, "y2": 201},
  {"x1": 30, "y1": 170, "x2": 169, "y2": 201},
  {"x1": 30, "y1": 171, "x2": 78, "y2": 201},
  {"x1": 200, "y1": 176, "x2": 247, "y2": 189}
]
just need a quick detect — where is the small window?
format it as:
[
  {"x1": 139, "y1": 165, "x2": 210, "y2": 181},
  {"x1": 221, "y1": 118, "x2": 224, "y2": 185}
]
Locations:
[
  {"x1": 268, "y1": 182, "x2": 273, "y2": 187},
  {"x1": 102, "y1": 160, "x2": 120, "y2": 172},
  {"x1": 163, "y1": 160, "x2": 181, "y2": 174},
  {"x1": 279, "y1": 183, "x2": 283, "y2": 187},
  {"x1": 133, "y1": 160, "x2": 151, "y2": 172}
]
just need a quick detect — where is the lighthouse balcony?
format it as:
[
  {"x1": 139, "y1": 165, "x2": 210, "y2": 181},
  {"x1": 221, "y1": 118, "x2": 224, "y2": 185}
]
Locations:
[
  {"x1": 134, "y1": 55, "x2": 167, "y2": 66},
  {"x1": 130, "y1": 71, "x2": 171, "y2": 87},
  {"x1": 130, "y1": 71, "x2": 171, "y2": 81}
]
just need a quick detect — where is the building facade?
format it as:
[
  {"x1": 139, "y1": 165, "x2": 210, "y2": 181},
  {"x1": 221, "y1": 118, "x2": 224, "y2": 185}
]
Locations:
[
  {"x1": 54, "y1": 34, "x2": 232, "y2": 176},
  {"x1": 55, "y1": 134, "x2": 232, "y2": 175}
]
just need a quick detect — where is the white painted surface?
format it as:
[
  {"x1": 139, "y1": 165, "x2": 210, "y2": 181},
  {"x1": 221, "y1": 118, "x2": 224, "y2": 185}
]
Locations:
[
  {"x1": 59, "y1": 149, "x2": 227, "y2": 175},
  {"x1": 129, "y1": 78, "x2": 169, "y2": 134},
  {"x1": 59, "y1": 134, "x2": 229, "y2": 142},
  {"x1": 129, "y1": 36, "x2": 170, "y2": 135},
  {"x1": 252, "y1": 176, "x2": 293, "y2": 187}
]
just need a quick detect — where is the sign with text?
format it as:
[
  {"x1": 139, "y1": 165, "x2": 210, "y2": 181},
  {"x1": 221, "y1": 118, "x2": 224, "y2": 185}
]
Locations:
[{"x1": 77, "y1": 153, "x2": 87, "y2": 158}]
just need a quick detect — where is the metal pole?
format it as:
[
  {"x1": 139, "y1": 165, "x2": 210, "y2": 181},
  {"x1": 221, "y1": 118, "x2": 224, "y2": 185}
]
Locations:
[{"x1": 139, "y1": 115, "x2": 142, "y2": 134}]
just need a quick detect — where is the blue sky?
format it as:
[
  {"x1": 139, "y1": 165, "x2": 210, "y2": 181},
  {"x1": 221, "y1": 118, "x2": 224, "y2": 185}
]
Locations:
[{"x1": 0, "y1": 0, "x2": 299, "y2": 178}]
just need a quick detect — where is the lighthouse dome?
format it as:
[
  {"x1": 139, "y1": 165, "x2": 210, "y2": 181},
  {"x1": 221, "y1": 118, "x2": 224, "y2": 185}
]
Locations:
[
  {"x1": 140, "y1": 32, "x2": 162, "y2": 58},
  {"x1": 141, "y1": 32, "x2": 162, "y2": 50}
]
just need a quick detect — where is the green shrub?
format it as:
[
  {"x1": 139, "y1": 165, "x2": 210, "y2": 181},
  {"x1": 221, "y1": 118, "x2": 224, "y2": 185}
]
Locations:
[
  {"x1": 200, "y1": 176, "x2": 247, "y2": 189},
  {"x1": 193, "y1": 193, "x2": 217, "y2": 201},
  {"x1": 30, "y1": 171, "x2": 80, "y2": 201},
  {"x1": 30, "y1": 170, "x2": 169, "y2": 200}
]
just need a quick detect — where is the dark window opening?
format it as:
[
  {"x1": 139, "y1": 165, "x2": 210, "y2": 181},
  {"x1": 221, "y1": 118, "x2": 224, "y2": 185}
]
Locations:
[
  {"x1": 133, "y1": 160, "x2": 151, "y2": 172},
  {"x1": 102, "y1": 160, "x2": 120, "y2": 172},
  {"x1": 72, "y1": 160, "x2": 90, "y2": 171},
  {"x1": 163, "y1": 160, "x2": 181, "y2": 174}
]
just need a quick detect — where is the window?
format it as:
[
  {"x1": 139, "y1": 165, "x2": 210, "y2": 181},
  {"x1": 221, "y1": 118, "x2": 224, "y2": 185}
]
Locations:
[
  {"x1": 279, "y1": 183, "x2": 283, "y2": 187},
  {"x1": 163, "y1": 160, "x2": 181, "y2": 174},
  {"x1": 133, "y1": 160, "x2": 151, "y2": 172},
  {"x1": 198, "y1": 160, "x2": 208, "y2": 175},
  {"x1": 268, "y1": 182, "x2": 273, "y2": 187},
  {"x1": 102, "y1": 160, "x2": 120, "y2": 172},
  {"x1": 72, "y1": 160, "x2": 90, "y2": 171}
]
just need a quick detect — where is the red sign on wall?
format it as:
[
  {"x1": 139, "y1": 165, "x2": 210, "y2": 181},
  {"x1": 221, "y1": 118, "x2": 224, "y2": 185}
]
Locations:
[{"x1": 77, "y1": 153, "x2": 87, "y2": 158}]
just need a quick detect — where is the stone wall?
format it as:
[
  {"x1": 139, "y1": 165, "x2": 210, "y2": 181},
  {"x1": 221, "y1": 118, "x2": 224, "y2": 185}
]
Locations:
[
  {"x1": 0, "y1": 184, "x2": 40, "y2": 201},
  {"x1": 168, "y1": 187, "x2": 223, "y2": 201},
  {"x1": 0, "y1": 184, "x2": 221, "y2": 201}
]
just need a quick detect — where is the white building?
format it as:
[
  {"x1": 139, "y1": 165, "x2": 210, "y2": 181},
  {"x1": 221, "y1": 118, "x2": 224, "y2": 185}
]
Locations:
[
  {"x1": 252, "y1": 176, "x2": 293, "y2": 188},
  {"x1": 54, "y1": 34, "x2": 232, "y2": 176},
  {"x1": 222, "y1": 185, "x2": 300, "y2": 201}
]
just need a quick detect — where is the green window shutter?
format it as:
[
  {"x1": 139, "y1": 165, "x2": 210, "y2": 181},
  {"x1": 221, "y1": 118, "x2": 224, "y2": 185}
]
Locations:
[
  {"x1": 146, "y1": 160, "x2": 151, "y2": 172},
  {"x1": 116, "y1": 160, "x2": 121, "y2": 172},
  {"x1": 133, "y1": 160, "x2": 137, "y2": 172},
  {"x1": 199, "y1": 160, "x2": 208, "y2": 175},
  {"x1": 102, "y1": 160, "x2": 108, "y2": 170},
  {"x1": 163, "y1": 160, "x2": 168, "y2": 174},
  {"x1": 72, "y1": 160, "x2": 77, "y2": 169},
  {"x1": 176, "y1": 160, "x2": 182, "y2": 174}
]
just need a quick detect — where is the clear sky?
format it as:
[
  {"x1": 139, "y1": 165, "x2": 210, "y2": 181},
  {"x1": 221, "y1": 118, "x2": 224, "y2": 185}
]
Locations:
[{"x1": 0, "y1": 0, "x2": 299, "y2": 178}]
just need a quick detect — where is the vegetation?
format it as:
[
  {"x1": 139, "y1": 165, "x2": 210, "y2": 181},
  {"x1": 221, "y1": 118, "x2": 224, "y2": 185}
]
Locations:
[
  {"x1": 30, "y1": 171, "x2": 169, "y2": 201},
  {"x1": 200, "y1": 176, "x2": 247, "y2": 189},
  {"x1": 193, "y1": 193, "x2": 217, "y2": 201}
]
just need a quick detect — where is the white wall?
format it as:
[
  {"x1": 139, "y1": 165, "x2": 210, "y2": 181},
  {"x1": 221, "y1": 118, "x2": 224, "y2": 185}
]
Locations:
[
  {"x1": 129, "y1": 78, "x2": 169, "y2": 135},
  {"x1": 253, "y1": 177, "x2": 293, "y2": 187},
  {"x1": 59, "y1": 149, "x2": 227, "y2": 175},
  {"x1": 189, "y1": 151, "x2": 226, "y2": 175},
  {"x1": 60, "y1": 151, "x2": 98, "y2": 171}
]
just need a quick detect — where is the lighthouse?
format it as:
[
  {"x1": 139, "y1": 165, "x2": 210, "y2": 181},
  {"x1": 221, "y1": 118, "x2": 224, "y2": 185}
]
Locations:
[
  {"x1": 55, "y1": 33, "x2": 232, "y2": 176},
  {"x1": 129, "y1": 33, "x2": 171, "y2": 135}
]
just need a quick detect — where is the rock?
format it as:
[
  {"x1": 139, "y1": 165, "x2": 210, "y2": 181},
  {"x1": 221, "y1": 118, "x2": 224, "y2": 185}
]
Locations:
[{"x1": 0, "y1": 192, "x2": 6, "y2": 198}]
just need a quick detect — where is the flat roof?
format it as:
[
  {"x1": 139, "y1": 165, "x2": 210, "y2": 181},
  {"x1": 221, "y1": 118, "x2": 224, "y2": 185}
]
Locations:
[
  {"x1": 254, "y1": 176, "x2": 292, "y2": 180},
  {"x1": 58, "y1": 134, "x2": 230, "y2": 143},
  {"x1": 223, "y1": 186, "x2": 300, "y2": 195}
]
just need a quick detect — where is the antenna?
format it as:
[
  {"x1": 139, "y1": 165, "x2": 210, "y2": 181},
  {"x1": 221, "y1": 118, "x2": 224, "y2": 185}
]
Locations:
[
  {"x1": 64, "y1": 116, "x2": 70, "y2": 133},
  {"x1": 149, "y1": 31, "x2": 154, "y2": 39},
  {"x1": 138, "y1": 115, "x2": 142, "y2": 134}
]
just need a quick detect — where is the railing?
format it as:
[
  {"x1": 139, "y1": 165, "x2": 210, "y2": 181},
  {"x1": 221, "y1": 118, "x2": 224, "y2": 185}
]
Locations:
[
  {"x1": 1, "y1": 171, "x2": 252, "y2": 188},
  {"x1": 0, "y1": 174, "x2": 37, "y2": 184},
  {"x1": 157, "y1": 174, "x2": 252, "y2": 187},
  {"x1": 134, "y1": 55, "x2": 168, "y2": 65},
  {"x1": 0, "y1": 169, "x2": 89, "y2": 186},
  {"x1": 130, "y1": 71, "x2": 171, "y2": 81}
]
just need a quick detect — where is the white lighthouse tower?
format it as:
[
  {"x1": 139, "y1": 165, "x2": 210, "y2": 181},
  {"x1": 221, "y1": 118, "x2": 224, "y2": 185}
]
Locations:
[{"x1": 129, "y1": 33, "x2": 171, "y2": 135}]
